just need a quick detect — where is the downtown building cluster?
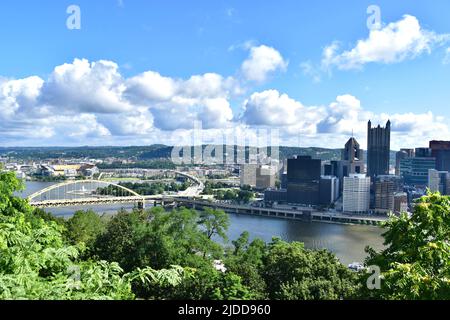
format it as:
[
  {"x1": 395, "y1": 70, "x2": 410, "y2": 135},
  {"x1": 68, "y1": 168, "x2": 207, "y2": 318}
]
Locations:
[{"x1": 241, "y1": 120, "x2": 450, "y2": 215}]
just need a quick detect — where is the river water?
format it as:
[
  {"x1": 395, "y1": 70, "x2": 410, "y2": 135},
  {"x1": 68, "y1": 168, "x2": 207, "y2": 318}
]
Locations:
[{"x1": 20, "y1": 181, "x2": 385, "y2": 265}]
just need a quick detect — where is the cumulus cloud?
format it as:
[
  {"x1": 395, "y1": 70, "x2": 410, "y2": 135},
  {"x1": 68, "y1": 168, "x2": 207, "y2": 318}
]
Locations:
[
  {"x1": 41, "y1": 59, "x2": 132, "y2": 114},
  {"x1": 1, "y1": 55, "x2": 449, "y2": 149},
  {"x1": 241, "y1": 45, "x2": 288, "y2": 82},
  {"x1": 124, "y1": 71, "x2": 241, "y2": 131},
  {"x1": 0, "y1": 76, "x2": 43, "y2": 118},
  {"x1": 322, "y1": 15, "x2": 450, "y2": 70},
  {"x1": 125, "y1": 71, "x2": 177, "y2": 103},
  {"x1": 240, "y1": 91, "x2": 450, "y2": 149},
  {"x1": 0, "y1": 57, "x2": 245, "y2": 144},
  {"x1": 317, "y1": 94, "x2": 369, "y2": 134},
  {"x1": 242, "y1": 90, "x2": 325, "y2": 131}
]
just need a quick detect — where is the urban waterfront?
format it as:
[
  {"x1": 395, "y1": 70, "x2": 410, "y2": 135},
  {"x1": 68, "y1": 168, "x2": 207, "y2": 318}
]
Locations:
[{"x1": 21, "y1": 181, "x2": 385, "y2": 265}]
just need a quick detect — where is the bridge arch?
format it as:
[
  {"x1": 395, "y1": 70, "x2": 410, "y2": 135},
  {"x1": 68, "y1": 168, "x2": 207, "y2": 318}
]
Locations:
[{"x1": 27, "y1": 179, "x2": 142, "y2": 202}]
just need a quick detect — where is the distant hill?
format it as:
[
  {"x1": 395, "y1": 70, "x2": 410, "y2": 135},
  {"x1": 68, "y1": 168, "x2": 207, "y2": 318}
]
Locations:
[{"x1": 0, "y1": 145, "x2": 397, "y2": 166}]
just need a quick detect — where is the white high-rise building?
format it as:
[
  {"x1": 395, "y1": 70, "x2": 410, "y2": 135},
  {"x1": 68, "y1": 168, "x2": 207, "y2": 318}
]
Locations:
[{"x1": 343, "y1": 174, "x2": 371, "y2": 213}]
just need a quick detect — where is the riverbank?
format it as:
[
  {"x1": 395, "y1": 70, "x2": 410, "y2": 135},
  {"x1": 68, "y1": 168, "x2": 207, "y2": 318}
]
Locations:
[{"x1": 21, "y1": 181, "x2": 385, "y2": 265}]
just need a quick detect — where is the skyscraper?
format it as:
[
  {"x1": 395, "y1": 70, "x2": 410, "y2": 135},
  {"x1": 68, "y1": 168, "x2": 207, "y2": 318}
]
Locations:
[
  {"x1": 367, "y1": 120, "x2": 391, "y2": 178},
  {"x1": 429, "y1": 141, "x2": 450, "y2": 172},
  {"x1": 343, "y1": 174, "x2": 371, "y2": 213},
  {"x1": 287, "y1": 156, "x2": 321, "y2": 205},
  {"x1": 374, "y1": 175, "x2": 403, "y2": 212},
  {"x1": 342, "y1": 137, "x2": 364, "y2": 174},
  {"x1": 400, "y1": 156, "x2": 436, "y2": 186},
  {"x1": 395, "y1": 149, "x2": 415, "y2": 176},
  {"x1": 428, "y1": 169, "x2": 450, "y2": 195}
]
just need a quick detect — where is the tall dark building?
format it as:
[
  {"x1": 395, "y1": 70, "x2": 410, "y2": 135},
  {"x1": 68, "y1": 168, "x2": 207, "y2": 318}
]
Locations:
[
  {"x1": 367, "y1": 120, "x2": 391, "y2": 178},
  {"x1": 287, "y1": 156, "x2": 321, "y2": 205},
  {"x1": 430, "y1": 141, "x2": 450, "y2": 172}
]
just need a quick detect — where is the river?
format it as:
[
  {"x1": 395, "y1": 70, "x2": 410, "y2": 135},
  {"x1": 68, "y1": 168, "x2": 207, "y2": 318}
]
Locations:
[{"x1": 20, "y1": 181, "x2": 385, "y2": 265}]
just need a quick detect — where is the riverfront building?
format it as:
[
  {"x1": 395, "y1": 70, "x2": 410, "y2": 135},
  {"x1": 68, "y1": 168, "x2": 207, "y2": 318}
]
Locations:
[
  {"x1": 287, "y1": 156, "x2": 321, "y2": 205},
  {"x1": 319, "y1": 176, "x2": 339, "y2": 205},
  {"x1": 343, "y1": 174, "x2": 371, "y2": 213},
  {"x1": 374, "y1": 175, "x2": 403, "y2": 212},
  {"x1": 393, "y1": 192, "x2": 409, "y2": 213}
]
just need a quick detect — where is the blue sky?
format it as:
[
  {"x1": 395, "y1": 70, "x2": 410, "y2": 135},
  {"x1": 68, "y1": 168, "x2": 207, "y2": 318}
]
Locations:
[{"x1": 1, "y1": 0, "x2": 450, "y2": 148}]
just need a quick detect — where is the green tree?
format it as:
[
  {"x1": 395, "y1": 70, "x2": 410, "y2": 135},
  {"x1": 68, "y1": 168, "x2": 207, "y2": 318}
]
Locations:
[
  {"x1": 261, "y1": 239, "x2": 359, "y2": 300},
  {"x1": 92, "y1": 207, "x2": 226, "y2": 273},
  {"x1": 362, "y1": 192, "x2": 450, "y2": 299},
  {"x1": 198, "y1": 208, "x2": 229, "y2": 241},
  {"x1": 237, "y1": 190, "x2": 254, "y2": 203},
  {"x1": 33, "y1": 208, "x2": 66, "y2": 227},
  {"x1": 163, "y1": 264, "x2": 253, "y2": 300},
  {"x1": 66, "y1": 210, "x2": 106, "y2": 249},
  {"x1": 0, "y1": 171, "x2": 186, "y2": 300},
  {"x1": 92, "y1": 209, "x2": 159, "y2": 271},
  {"x1": 225, "y1": 232, "x2": 267, "y2": 299}
]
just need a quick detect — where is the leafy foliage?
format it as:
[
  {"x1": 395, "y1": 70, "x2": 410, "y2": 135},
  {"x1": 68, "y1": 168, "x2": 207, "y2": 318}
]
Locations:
[
  {"x1": 225, "y1": 234, "x2": 360, "y2": 300},
  {"x1": 0, "y1": 171, "x2": 186, "y2": 300},
  {"x1": 6, "y1": 170, "x2": 448, "y2": 300},
  {"x1": 66, "y1": 210, "x2": 107, "y2": 249},
  {"x1": 92, "y1": 207, "x2": 229, "y2": 272},
  {"x1": 362, "y1": 192, "x2": 450, "y2": 299}
]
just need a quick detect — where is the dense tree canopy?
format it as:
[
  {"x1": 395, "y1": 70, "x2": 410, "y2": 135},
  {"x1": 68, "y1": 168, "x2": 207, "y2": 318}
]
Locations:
[
  {"x1": 2, "y1": 170, "x2": 449, "y2": 300},
  {"x1": 66, "y1": 210, "x2": 107, "y2": 249},
  {"x1": 0, "y1": 171, "x2": 187, "y2": 300},
  {"x1": 362, "y1": 192, "x2": 450, "y2": 299},
  {"x1": 226, "y1": 235, "x2": 360, "y2": 300}
]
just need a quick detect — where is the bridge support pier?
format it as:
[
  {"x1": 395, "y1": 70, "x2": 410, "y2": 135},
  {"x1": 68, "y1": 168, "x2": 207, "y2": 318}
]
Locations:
[{"x1": 137, "y1": 201, "x2": 146, "y2": 210}]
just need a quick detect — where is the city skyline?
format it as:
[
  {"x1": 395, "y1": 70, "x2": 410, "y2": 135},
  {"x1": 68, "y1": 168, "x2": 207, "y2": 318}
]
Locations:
[{"x1": 1, "y1": 1, "x2": 450, "y2": 149}]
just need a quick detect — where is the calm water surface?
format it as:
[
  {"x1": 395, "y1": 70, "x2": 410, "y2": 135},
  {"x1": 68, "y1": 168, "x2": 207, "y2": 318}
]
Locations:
[{"x1": 21, "y1": 181, "x2": 385, "y2": 265}]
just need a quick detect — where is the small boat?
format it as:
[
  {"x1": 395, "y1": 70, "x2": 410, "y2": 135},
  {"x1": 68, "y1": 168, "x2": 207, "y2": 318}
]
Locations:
[{"x1": 348, "y1": 262, "x2": 364, "y2": 272}]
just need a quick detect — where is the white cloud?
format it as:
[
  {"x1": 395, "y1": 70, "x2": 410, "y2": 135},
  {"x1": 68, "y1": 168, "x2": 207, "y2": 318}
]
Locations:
[
  {"x1": 322, "y1": 15, "x2": 450, "y2": 70},
  {"x1": 240, "y1": 91, "x2": 450, "y2": 149},
  {"x1": 0, "y1": 57, "x2": 245, "y2": 144},
  {"x1": 1, "y1": 56, "x2": 449, "y2": 149},
  {"x1": 125, "y1": 71, "x2": 241, "y2": 131},
  {"x1": 199, "y1": 98, "x2": 234, "y2": 129},
  {"x1": 242, "y1": 90, "x2": 324, "y2": 130},
  {"x1": 241, "y1": 45, "x2": 288, "y2": 82},
  {"x1": 41, "y1": 58, "x2": 132, "y2": 114},
  {"x1": 98, "y1": 108, "x2": 154, "y2": 136},
  {"x1": 125, "y1": 71, "x2": 177, "y2": 103},
  {"x1": 179, "y1": 73, "x2": 241, "y2": 99},
  {"x1": 0, "y1": 76, "x2": 43, "y2": 118},
  {"x1": 317, "y1": 94, "x2": 369, "y2": 135}
]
